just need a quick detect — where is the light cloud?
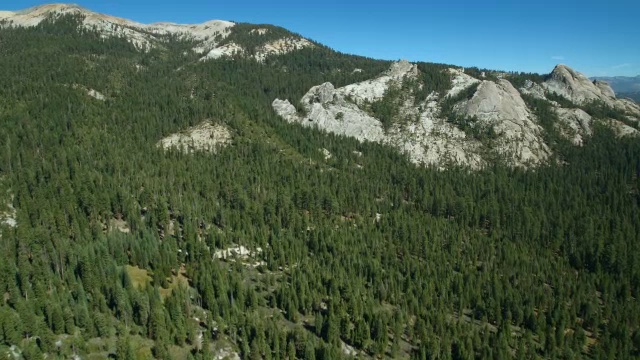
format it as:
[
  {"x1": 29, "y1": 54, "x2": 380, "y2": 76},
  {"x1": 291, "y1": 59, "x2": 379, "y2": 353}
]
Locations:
[
  {"x1": 611, "y1": 63, "x2": 631, "y2": 69},
  {"x1": 551, "y1": 56, "x2": 565, "y2": 60}
]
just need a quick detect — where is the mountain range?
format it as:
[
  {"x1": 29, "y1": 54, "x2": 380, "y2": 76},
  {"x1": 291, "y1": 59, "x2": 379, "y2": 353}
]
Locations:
[
  {"x1": 590, "y1": 75, "x2": 640, "y2": 102},
  {"x1": 1, "y1": 4, "x2": 640, "y2": 360},
  {"x1": 4, "y1": 3, "x2": 638, "y2": 169}
]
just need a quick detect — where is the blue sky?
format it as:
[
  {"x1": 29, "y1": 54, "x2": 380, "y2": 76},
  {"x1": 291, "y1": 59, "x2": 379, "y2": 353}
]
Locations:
[{"x1": 6, "y1": 0, "x2": 640, "y2": 77}]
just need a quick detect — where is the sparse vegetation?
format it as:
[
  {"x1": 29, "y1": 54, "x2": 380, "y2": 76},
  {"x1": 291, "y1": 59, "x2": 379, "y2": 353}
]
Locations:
[
  {"x1": 505, "y1": 71, "x2": 546, "y2": 89},
  {"x1": 546, "y1": 91, "x2": 579, "y2": 108}
]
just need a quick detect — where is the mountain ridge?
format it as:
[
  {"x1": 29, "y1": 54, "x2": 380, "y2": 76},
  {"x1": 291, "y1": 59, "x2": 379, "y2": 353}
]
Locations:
[
  {"x1": 590, "y1": 75, "x2": 640, "y2": 103},
  {"x1": 274, "y1": 61, "x2": 639, "y2": 168},
  {"x1": 0, "y1": 3, "x2": 315, "y2": 60},
  {"x1": 3, "y1": 3, "x2": 638, "y2": 169}
]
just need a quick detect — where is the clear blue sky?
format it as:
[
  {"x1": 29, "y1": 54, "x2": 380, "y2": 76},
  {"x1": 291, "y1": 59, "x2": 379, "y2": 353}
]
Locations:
[{"x1": 6, "y1": 0, "x2": 640, "y2": 77}]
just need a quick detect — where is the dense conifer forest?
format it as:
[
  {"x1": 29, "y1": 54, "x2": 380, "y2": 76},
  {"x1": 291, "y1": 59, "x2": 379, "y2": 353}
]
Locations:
[{"x1": 0, "y1": 15, "x2": 639, "y2": 359}]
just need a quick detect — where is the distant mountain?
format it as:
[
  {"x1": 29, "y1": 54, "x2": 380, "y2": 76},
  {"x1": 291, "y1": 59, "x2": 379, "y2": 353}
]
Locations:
[
  {"x1": 0, "y1": 3, "x2": 315, "y2": 61},
  {"x1": 618, "y1": 91, "x2": 640, "y2": 103},
  {"x1": 590, "y1": 75, "x2": 640, "y2": 101}
]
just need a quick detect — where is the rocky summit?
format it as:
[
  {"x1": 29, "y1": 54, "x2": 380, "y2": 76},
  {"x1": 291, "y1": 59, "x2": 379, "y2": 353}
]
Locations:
[
  {"x1": 274, "y1": 61, "x2": 639, "y2": 169},
  {"x1": 0, "y1": 4, "x2": 314, "y2": 60}
]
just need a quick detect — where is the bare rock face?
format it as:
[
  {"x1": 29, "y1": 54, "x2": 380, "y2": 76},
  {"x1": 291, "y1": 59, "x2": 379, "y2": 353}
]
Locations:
[
  {"x1": 1, "y1": 4, "x2": 312, "y2": 61},
  {"x1": 70, "y1": 84, "x2": 106, "y2": 101},
  {"x1": 543, "y1": 65, "x2": 614, "y2": 105},
  {"x1": 157, "y1": 122, "x2": 232, "y2": 153},
  {"x1": 554, "y1": 108, "x2": 592, "y2": 145},
  {"x1": 274, "y1": 61, "x2": 532, "y2": 169},
  {"x1": 519, "y1": 80, "x2": 547, "y2": 100},
  {"x1": 457, "y1": 80, "x2": 550, "y2": 165},
  {"x1": 619, "y1": 99, "x2": 640, "y2": 117},
  {"x1": 271, "y1": 99, "x2": 299, "y2": 123},
  {"x1": 292, "y1": 82, "x2": 386, "y2": 143},
  {"x1": 0, "y1": 4, "x2": 235, "y2": 51},
  {"x1": 543, "y1": 65, "x2": 640, "y2": 118},
  {"x1": 446, "y1": 68, "x2": 480, "y2": 98},
  {"x1": 594, "y1": 80, "x2": 616, "y2": 98},
  {"x1": 606, "y1": 119, "x2": 640, "y2": 137},
  {"x1": 254, "y1": 38, "x2": 314, "y2": 62},
  {"x1": 200, "y1": 43, "x2": 244, "y2": 61},
  {"x1": 0, "y1": 184, "x2": 16, "y2": 229},
  {"x1": 542, "y1": 65, "x2": 639, "y2": 138},
  {"x1": 340, "y1": 60, "x2": 418, "y2": 105},
  {"x1": 1, "y1": 199, "x2": 16, "y2": 228},
  {"x1": 271, "y1": 62, "x2": 636, "y2": 168}
]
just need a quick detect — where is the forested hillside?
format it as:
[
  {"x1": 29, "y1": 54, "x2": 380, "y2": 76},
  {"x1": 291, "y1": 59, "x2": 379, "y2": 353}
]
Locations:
[{"x1": 0, "y1": 13, "x2": 639, "y2": 360}]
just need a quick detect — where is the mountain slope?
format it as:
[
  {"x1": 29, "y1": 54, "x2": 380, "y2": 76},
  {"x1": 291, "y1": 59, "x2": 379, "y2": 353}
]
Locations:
[
  {"x1": 274, "y1": 62, "x2": 640, "y2": 168},
  {"x1": 0, "y1": 4, "x2": 314, "y2": 61},
  {"x1": 590, "y1": 75, "x2": 640, "y2": 93},
  {"x1": 1, "y1": 4, "x2": 640, "y2": 360}
]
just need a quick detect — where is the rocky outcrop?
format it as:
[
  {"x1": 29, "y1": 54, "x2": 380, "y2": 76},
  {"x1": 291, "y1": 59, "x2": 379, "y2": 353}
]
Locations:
[
  {"x1": 447, "y1": 68, "x2": 480, "y2": 98},
  {"x1": 276, "y1": 82, "x2": 386, "y2": 143},
  {"x1": 200, "y1": 43, "x2": 244, "y2": 61},
  {"x1": 157, "y1": 122, "x2": 232, "y2": 153},
  {"x1": 273, "y1": 61, "x2": 539, "y2": 169},
  {"x1": 250, "y1": 28, "x2": 269, "y2": 35},
  {"x1": 554, "y1": 108, "x2": 592, "y2": 145},
  {"x1": 0, "y1": 191, "x2": 16, "y2": 228},
  {"x1": 0, "y1": 4, "x2": 235, "y2": 51},
  {"x1": 543, "y1": 65, "x2": 640, "y2": 120},
  {"x1": 606, "y1": 119, "x2": 640, "y2": 137},
  {"x1": 456, "y1": 80, "x2": 551, "y2": 165},
  {"x1": 273, "y1": 62, "x2": 640, "y2": 169},
  {"x1": 519, "y1": 80, "x2": 547, "y2": 100},
  {"x1": 86, "y1": 88, "x2": 106, "y2": 101},
  {"x1": 70, "y1": 84, "x2": 106, "y2": 100},
  {"x1": 543, "y1": 65, "x2": 615, "y2": 105},
  {"x1": 540, "y1": 65, "x2": 640, "y2": 142},
  {"x1": 340, "y1": 60, "x2": 418, "y2": 105},
  {"x1": 200, "y1": 38, "x2": 314, "y2": 62},
  {"x1": 1, "y1": 4, "x2": 312, "y2": 61},
  {"x1": 594, "y1": 80, "x2": 616, "y2": 98},
  {"x1": 254, "y1": 38, "x2": 314, "y2": 62},
  {"x1": 618, "y1": 99, "x2": 640, "y2": 117}
]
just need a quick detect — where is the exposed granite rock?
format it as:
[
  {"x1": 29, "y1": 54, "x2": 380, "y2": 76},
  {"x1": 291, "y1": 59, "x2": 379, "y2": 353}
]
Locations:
[
  {"x1": 539, "y1": 65, "x2": 639, "y2": 138},
  {"x1": 271, "y1": 99, "x2": 299, "y2": 123},
  {"x1": 254, "y1": 38, "x2": 314, "y2": 62},
  {"x1": 274, "y1": 62, "x2": 493, "y2": 169},
  {"x1": 200, "y1": 43, "x2": 244, "y2": 60},
  {"x1": 606, "y1": 119, "x2": 640, "y2": 137},
  {"x1": 543, "y1": 65, "x2": 614, "y2": 105},
  {"x1": 457, "y1": 79, "x2": 550, "y2": 166},
  {"x1": 594, "y1": 80, "x2": 616, "y2": 98},
  {"x1": 295, "y1": 82, "x2": 386, "y2": 143},
  {"x1": 339, "y1": 60, "x2": 418, "y2": 105},
  {"x1": 619, "y1": 99, "x2": 640, "y2": 117},
  {"x1": 543, "y1": 65, "x2": 640, "y2": 119},
  {"x1": 0, "y1": 4, "x2": 235, "y2": 52},
  {"x1": 157, "y1": 122, "x2": 232, "y2": 153},
  {"x1": 274, "y1": 62, "x2": 640, "y2": 169},
  {"x1": 1, "y1": 4, "x2": 312, "y2": 62},
  {"x1": 554, "y1": 108, "x2": 592, "y2": 145},
  {"x1": 447, "y1": 68, "x2": 481, "y2": 98},
  {"x1": 519, "y1": 80, "x2": 547, "y2": 100}
]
